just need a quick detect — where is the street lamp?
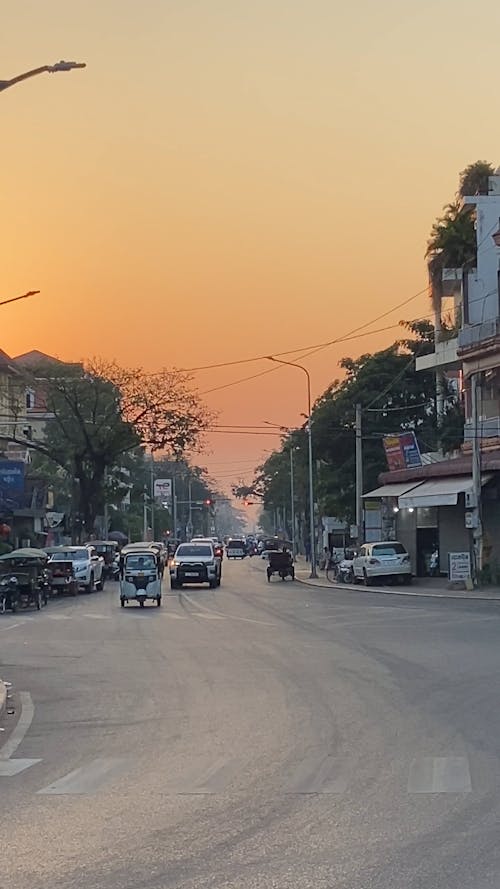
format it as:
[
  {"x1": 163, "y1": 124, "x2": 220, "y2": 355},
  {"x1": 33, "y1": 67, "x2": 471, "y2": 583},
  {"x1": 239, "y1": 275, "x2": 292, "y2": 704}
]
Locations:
[
  {"x1": 266, "y1": 357, "x2": 318, "y2": 578},
  {"x1": 0, "y1": 61, "x2": 86, "y2": 93},
  {"x1": 0, "y1": 290, "x2": 39, "y2": 308}
]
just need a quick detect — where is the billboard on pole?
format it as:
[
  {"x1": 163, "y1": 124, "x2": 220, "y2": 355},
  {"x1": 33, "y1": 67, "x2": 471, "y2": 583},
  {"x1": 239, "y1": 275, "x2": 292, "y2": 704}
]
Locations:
[
  {"x1": 153, "y1": 478, "x2": 172, "y2": 502},
  {"x1": 383, "y1": 432, "x2": 422, "y2": 471}
]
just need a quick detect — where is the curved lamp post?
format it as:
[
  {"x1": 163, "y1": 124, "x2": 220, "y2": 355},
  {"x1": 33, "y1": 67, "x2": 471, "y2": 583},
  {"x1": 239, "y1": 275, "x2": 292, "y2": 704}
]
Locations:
[
  {"x1": 0, "y1": 61, "x2": 86, "y2": 94},
  {"x1": 266, "y1": 357, "x2": 318, "y2": 578}
]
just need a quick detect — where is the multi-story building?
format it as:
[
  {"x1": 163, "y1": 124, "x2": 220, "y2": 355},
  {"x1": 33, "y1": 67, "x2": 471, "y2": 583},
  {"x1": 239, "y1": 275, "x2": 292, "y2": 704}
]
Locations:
[{"x1": 363, "y1": 170, "x2": 500, "y2": 582}]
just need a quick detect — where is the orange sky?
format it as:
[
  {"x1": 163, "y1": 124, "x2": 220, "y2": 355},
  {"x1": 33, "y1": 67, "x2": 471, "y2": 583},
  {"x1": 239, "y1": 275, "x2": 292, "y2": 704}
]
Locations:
[{"x1": 3, "y1": 1, "x2": 500, "y2": 495}]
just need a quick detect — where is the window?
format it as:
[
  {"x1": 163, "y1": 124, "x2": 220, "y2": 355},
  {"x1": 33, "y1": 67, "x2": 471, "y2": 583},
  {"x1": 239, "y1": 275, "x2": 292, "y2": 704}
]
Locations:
[
  {"x1": 372, "y1": 543, "x2": 407, "y2": 555},
  {"x1": 176, "y1": 545, "x2": 212, "y2": 557},
  {"x1": 25, "y1": 389, "x2": 35, "y2": 410},
  {"x1": 125, "y1": 554, "x2": 156, "y2": 570}
]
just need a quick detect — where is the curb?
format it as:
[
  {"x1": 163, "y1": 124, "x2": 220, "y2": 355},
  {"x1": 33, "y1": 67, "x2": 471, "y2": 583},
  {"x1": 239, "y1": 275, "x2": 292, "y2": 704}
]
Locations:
[
  {"x1": 294, "y1": 575, "x2": 500, "y2": 603},
  {"x1": 0, "y1": 679, "x2": 6, "y2": 720}
]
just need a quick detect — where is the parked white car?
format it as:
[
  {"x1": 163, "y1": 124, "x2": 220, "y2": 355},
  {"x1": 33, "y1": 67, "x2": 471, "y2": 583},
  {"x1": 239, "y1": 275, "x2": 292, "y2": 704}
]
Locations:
[
  {"x1": 48, "y1": 546, "x2": 105, "y2": 592},
  {"x1": 352, "y1": 541, "x2": 412, "y2": 586}
]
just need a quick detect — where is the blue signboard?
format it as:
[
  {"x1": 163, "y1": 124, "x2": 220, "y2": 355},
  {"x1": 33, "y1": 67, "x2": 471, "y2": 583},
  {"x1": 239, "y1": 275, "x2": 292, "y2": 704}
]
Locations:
[{"x1": 0, "y1": 461, "x2": 25, "y2": 494}]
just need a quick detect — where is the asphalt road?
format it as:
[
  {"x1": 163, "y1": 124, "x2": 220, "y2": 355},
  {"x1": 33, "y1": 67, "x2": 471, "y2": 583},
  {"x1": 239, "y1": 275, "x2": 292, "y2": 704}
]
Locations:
[{"x1": 2, "y1": 559, "x2": 500, "y2": 888}]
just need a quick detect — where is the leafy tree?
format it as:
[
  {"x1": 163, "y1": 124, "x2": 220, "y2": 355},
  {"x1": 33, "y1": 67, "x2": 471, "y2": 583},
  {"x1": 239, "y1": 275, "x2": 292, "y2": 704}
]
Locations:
[{"x1": 2, "y1": 360, "x2": 211, "y2": 536}]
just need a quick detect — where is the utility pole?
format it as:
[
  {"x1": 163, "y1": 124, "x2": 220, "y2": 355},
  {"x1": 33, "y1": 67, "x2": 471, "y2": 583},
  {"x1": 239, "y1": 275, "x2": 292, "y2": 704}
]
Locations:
[
  {"x1": 186, "y1": 478, "x2": 193, "y2": 539},
  {"x1": 103, "y1": 467, "x2": 109, "y2": 538},
  {"x1": 471, "y1": 372, "x2": 483, "y2": 583},
  {"x1": 172, "y1": 474, "x2": 178, "y2": 542},
  {"x1": 290, "y1": 446, "x2": 296, "y2": 557},
  {"x1": 150, "y1": 453, "x2": 155, "y2": 541},
  {"x1": 142, "y1": 487, "x2": 148, "y2": 541},
  {"x1": 355, "y1": 404, "x2": 363, "y2": 545}
]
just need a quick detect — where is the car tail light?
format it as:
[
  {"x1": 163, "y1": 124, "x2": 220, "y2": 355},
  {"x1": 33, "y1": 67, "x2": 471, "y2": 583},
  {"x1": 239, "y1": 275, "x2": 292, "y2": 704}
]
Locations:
[{"x1": 369, "y1": 558, "x2": 380, "y2": 565}]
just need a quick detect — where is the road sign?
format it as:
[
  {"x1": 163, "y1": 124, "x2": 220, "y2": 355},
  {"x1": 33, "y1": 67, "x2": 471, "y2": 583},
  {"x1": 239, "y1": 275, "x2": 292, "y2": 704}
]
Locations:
[{"x1": 153, "y1": 478, "x2": 172, "y2": 501}]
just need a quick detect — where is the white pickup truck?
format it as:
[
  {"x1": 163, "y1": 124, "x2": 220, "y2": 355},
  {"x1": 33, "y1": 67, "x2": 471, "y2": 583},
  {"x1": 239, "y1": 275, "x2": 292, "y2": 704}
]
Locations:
[{"x1": 48, "y1": 546, "x2": 105, "y2": 593}]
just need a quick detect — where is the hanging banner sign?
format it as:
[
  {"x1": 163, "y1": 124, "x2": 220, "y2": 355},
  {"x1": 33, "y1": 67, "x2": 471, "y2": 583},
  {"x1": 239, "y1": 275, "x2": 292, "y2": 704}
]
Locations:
[{"x1": 383, "y1": 432, "x2": 422, "y2": 471}]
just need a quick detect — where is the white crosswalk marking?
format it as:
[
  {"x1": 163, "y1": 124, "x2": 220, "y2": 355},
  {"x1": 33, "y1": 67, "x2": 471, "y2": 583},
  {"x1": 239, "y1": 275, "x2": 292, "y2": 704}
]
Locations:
[
  {"x1": 46, "y1": 614, "x2": 72, "y2": 621},
  {"x1": 162, "y1": 612, "x2": 187, "y2": 619},
  {"x1": 37, "y1": 757, "x2": 128, "y2": 795},
  {"x1": 0, "y1": 758, "x2": 42, "y2": 776},
  {"x1": 408, "y1": 756, "x2": 472, "y2": 793}
]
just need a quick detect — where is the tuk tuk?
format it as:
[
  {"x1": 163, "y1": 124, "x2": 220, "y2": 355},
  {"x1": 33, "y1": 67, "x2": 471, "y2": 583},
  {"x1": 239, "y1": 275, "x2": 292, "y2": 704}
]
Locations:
[
  {"x1": 119, "y1": 546, "x2": 162, "y2": 608},
  {"x1": 89, "y1": 540, "x2": 120, "y2": 580},
  {"x1": 0, "y1": 548, "x2": 50, "y2": 611}
]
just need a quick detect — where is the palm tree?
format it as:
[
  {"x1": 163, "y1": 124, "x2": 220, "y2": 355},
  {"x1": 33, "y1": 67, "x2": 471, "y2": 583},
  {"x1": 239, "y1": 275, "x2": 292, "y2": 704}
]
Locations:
[{"x1": 426, "y1": 162, "x2": 495, "y2": 310}]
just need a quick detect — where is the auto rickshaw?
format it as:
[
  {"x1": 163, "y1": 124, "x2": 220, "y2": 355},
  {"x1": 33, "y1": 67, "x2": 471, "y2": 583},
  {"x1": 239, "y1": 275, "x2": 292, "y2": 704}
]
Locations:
[
  {"x1": 119, "y1": 546, "x2": 162, "y2": 608},
  {"x1": 88, "y1": 540, "x2": 120, "y2": 580},
  {"x1": 0, "y1": 548, "x2": 50, "y2": 610}
]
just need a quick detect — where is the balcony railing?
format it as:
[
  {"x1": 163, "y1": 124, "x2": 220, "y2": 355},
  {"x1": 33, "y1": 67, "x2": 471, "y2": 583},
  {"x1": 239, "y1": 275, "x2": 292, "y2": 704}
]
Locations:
[
  {"x1": 464, "y1": 416, "x2": 500, "y2": 440},
  {"x1": 458, "y1": 319, "x2": 500, "y2": 350}
]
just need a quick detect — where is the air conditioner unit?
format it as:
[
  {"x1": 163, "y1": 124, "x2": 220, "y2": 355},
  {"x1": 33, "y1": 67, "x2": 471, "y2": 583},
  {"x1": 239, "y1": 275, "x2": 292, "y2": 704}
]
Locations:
[{"x1": 465, "y1": 491, "x2": 477, "y2": 508}]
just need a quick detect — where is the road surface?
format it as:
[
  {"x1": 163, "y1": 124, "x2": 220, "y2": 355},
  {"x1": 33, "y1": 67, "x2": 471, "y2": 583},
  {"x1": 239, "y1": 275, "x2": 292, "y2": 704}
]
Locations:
[{"x1": 2, "y1": 558, "x2": 500, "y2": 888}]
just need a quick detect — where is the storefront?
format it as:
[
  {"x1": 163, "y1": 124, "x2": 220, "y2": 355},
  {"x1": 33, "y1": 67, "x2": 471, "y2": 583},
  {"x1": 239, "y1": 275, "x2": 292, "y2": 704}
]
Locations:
[{"x1": 363, "y1": 475, "x2": 491, "y2": 577}]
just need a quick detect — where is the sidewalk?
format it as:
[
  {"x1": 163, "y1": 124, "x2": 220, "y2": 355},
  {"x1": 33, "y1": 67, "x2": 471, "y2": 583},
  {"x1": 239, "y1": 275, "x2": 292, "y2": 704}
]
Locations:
[
  {"x1": 0, "y1": 679, "x2": 6, "y2": 720},
  {"x1": 293, "y1": 557, "x2": 500, "y2": 601}
]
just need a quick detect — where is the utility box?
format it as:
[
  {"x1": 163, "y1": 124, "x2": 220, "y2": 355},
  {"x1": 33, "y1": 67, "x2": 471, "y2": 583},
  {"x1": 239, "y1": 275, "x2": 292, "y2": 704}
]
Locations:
[{"x1": 465, "y1": 511, "x2": 479, "y2": 529}]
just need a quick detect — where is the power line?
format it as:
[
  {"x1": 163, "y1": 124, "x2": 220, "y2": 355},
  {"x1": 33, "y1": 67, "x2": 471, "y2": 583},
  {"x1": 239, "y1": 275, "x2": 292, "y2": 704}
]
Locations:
[{"x1": 180, "y1": 286, "x2": 429, "y2": 376}]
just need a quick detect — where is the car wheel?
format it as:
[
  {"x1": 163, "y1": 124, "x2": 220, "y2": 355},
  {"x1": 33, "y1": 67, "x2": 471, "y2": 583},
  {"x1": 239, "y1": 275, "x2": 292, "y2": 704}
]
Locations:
[
  {"x1": 363, "y1": 569, "x2": 372, "y2": 587},
  {"x1": 209, "y1": 578, "x2": 217, "y2": 589},
  {"x1": 404, "y1": 575, "x2": 412, "y2": 585}
]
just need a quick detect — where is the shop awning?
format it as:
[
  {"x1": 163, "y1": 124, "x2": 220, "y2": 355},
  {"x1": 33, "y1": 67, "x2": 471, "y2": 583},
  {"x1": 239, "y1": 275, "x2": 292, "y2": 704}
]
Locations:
[
  {"x1": 363, "y1": 482, "x2": 422, "y2": 499},
  {"x1": 398, "y1": 475, "x2": 491, "y2": 509}
]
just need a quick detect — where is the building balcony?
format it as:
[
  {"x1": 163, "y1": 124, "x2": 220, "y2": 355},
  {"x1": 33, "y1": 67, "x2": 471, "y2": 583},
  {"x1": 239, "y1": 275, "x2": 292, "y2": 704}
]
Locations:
[
  {"x1": 415, "y1": 337, "x2": 459, "y2": 372},
  {"x1": 463, "y1": 416, "x2": 500, "y2": 451},
  {"x1": 458, "y1": 319, "x2": 500, "y2": 353}
]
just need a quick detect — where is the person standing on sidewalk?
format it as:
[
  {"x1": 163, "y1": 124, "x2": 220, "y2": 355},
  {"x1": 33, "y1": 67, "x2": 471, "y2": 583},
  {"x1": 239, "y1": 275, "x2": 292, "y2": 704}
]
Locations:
[
  {"x1": 305, "y1": 539, "x2": 311, "y2": 562},
  {"x1": 430, "y1": 546, "x2": 439, "y2": 577}
]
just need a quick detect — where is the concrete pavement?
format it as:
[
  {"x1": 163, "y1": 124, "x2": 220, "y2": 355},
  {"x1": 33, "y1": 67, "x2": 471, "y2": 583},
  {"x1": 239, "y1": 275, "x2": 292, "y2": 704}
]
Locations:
[
  {"x1": 3, "y1": 563, "x2": 500, "y2": 887},
  {"x1": 293, "y1": 556, "x2": 500, "y2": 600}
]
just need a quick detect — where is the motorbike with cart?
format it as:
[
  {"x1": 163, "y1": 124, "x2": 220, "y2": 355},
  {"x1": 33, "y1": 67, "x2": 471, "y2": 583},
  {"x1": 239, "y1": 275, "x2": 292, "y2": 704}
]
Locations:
[
  {"x1": 0, "y1": 549, "x2": 50, "y2": 612},
  {"x1": 266, "y1": 549, "x2": 295, "y2": 582},
  {"x1": 119, "y1": 546, "x2": 162, "y2": 608}
]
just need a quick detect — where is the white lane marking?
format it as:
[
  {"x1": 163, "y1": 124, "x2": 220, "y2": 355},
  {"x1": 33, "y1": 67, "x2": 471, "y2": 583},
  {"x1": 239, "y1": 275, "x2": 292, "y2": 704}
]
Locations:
[
  {"x1": 171, "y1": 758, "x2": 237, "y2": 794},
  {"x1": 0, "y1": 622, "x2": 21, "y2": 631},
  {"x1": 408, "y1": 756, "x2": 471, "y2": 793},
  {"x1": 0, "y1": 692, "x2": 36, "y2": 761},
  {"x1": 284, "y1": 755, "x2": 349, "y2": 794},
  {"x1": 181, "y1": 592, "x2": 274, "y2": 627},
  {"x1": 83, "y1": 613, "x2": 111, "y2": 620},
  {"x1": 46, "y1": 614, "x2": 72, "y2": 621},
  {"x1": 191, "y1": 613, "x2": 226, "y2": 620},
  {"x1": 37, "y1": 757, "x2": 128, "y2": 795},
  {"x1": 0, "y1": 758, "x2": 42, "y2": 776},
  {"x1": 162, "y1": 612, "x2": 187, "y2": 619}
]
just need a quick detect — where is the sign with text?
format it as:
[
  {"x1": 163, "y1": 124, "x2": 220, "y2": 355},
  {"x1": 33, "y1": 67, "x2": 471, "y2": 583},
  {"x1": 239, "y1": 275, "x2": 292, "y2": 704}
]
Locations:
[
  {"x1": 0, "y1": 460, "x2": 25, "y2": 493},
  {"x1": 153, "y1": 478, "x2": 172, "y2": 501},
  {"x1": 448, "y1": 551, "x2": 471, "y2": 582},
  {"x1": 383, "y1": 432, "x2": 422, "y2": 471}
]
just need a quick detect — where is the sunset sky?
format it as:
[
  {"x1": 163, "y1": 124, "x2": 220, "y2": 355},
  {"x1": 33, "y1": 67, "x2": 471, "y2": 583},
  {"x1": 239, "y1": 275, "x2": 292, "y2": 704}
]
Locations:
[{"x1": 3, "y1": 0, "x2": 500, "y2": 496}]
